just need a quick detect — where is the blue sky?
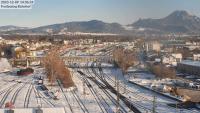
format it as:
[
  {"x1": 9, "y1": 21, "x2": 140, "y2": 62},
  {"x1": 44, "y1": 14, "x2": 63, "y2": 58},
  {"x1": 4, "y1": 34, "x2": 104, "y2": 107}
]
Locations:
[{"x1": 0, "y1": 0, "x2": 200, "y2": 27}]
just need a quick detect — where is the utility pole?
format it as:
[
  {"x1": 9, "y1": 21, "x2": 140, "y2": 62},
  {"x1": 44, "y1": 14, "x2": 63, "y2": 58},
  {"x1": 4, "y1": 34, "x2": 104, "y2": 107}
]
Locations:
[
  {"x1": 152, "y1": 96, "x2": 157, "y2": 113},
  {"x1": 51, "y1": 69, "x2": 54, "y2": 89},
  {"x1": 123, "y1": 82, "x2": 126, "y2": 94},
  {"x1": 123, "y1": 72, "x2": 127, "y2": 94},
  {"x1": 114, "y1": 75, "x2": 116, "y2": 87},
  {"x1": 116, "y1": 79, "x2": 120, "y2": 113},
  {"x1": 82, "y1": 78, "x2": 86, "y2": 95}
]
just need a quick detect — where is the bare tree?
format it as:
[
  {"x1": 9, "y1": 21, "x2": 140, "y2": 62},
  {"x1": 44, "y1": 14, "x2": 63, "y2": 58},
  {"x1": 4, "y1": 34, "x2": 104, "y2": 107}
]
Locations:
[
  {"x1": 42, "y1": 47, "x2": 74, "y2": 88},
  {"x1": 150, "y1": 64, "x2": 176, "y2": 79},
  {"x1": 113, "y1": 47, "x2": 137, "y2": 74}
]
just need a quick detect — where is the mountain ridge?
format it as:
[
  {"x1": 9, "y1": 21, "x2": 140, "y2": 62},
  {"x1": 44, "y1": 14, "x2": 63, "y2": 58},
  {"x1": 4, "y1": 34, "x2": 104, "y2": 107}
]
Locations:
[
  {"x1": 1, "y1": 10, "x2": 200, "y2": 35},
  {"x1": 3, "y1": 20, "x2": 126, "y2": 35},
  {"x1": 131, "y1": 10, "x2": 200, "y2": 33}
]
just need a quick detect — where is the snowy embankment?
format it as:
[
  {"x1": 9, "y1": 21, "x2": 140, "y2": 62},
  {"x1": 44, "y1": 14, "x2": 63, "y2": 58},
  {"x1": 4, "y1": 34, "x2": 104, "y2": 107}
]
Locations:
[{"x1": 128, "y1": 72, "x2": 182, "y2": 101}]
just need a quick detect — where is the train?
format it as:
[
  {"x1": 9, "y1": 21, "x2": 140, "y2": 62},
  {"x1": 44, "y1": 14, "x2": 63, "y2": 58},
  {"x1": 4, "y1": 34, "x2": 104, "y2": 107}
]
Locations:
[{"x1": 17, "y1": 68, "x2": 34, "y2": 76}]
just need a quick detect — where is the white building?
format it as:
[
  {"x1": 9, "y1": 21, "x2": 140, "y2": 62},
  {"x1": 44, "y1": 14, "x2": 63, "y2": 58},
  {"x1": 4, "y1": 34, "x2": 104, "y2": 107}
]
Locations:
[
  {"x1": 171, "y1": 53, "x2": 182, "y2": 62},
  {"x1": 145, "y1": 41, "x2": 161, "y2": 52},
  {"x1": 0, "y1": 37, "x2": 3, "y2": 44},
  {"x1": 162, "y1": 53, "x2": 182, "y2": 66},
  {"x1": 193, "y1": 54, "x2": 200, "y2": 61}
]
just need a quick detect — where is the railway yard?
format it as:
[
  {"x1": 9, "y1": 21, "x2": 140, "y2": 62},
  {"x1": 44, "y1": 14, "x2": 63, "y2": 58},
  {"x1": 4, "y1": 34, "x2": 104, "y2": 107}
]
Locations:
[
  {"x1": 0, "y1": 45, "x2": 200, "y2": 113},
  {"x1": 0, "y1": 63, "x2": 200, "y2": 113}
]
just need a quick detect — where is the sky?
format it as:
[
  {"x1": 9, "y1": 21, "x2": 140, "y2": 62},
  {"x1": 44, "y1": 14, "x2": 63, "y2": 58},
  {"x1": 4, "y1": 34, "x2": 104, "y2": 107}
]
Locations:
[{"x1": 0, "y1": 0, "x2": 200, "y2": 27}]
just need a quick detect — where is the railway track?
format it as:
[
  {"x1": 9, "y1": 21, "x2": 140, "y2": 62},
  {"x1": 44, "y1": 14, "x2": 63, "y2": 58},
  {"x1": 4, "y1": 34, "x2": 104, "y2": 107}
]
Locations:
[
  {"x1": 76, "y1": 62, "x2": 128, "y2": 112},
  {"x1": 84, "y1": 64, "x2": 127, "y2": 113},
  {"x1": 85, "y1": 71, "x2": 116, "y2": 113},
  {"x1": 38, "y1": 91, "x2": 55, "y2": 107},
  {"x1": 98, "y1": 63, "x2": 200, "y2": 113},
  {"x1": 0, "y1": 83, "x2": 19, "y2": 108},
  {"x1": 79, "y1": 63, "x2": 124, "y2": 113},
  {"x1": 10, "y1": 82, "x2": 27, "y2": 104},
  {"x1": 24, "y1": 84, "x2": 33, "y2": 108},
  {"x1": 33, "y1": 84, "x2": 56, "y2": 108},
  {"x1": 85, "y1": 67, "x2": 127, "y2": 113},
  {"x1": 100, "y1": 69, "x2": 151, "y2": 101},
  {"x1": 89, "y1": 62, "x2": 141, "y2": 113},
  {"x1": 0, "y1": 83, "x2": 18, "y2": 96},
  {"x1": 33, "y1": 84, "x2": 42, "y2": 107},
  {"x1": 77, "y1": 70, "x2": 107, "y2": 113},
  {"x1": 100, "y1": 71, "x2": 157, "y2": 112},
  {"x1": 84, "y1": 62, "x2": 120, "y2": 113},
  {"x1": 56, "y1": 79, "x2": 74, "y2": 113},
  {"x1": 0, "y1": 79, "x2": 15, "y2": 90},
  {"x1": 71, "y1": 90, "x2": 89, "y2": 113}
]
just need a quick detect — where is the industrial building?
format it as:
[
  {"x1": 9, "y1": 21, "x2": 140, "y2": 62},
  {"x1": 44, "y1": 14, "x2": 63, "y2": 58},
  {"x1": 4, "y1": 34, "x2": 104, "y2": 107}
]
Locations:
[{"x1": 177, "y1": 60, "x2": 200, "y2": 77}]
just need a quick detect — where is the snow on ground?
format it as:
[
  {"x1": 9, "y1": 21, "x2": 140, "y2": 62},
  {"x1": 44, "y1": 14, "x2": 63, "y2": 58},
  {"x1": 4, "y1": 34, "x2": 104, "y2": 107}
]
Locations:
[
  {"x1": 101, "y1": 68, "x2": 200, "y2": 113},
  {"x1": 1, "y1": 64, "x2": 199, "y2": 113},
  {"x1": 128, "y1": 72, "x2": 176, "y2": 87},
  {"x1": 66, "y1": 62, "x2": 113, "y2": 68},
  {"x1": 0, "y1": 108, "x2": 65, "y2": 113},
  {"x1": 71, "y1": 70, "x2": 104, "y2": 113},
  {"x1": 1, "y1": 66, "x2": 123, "y2": 113},
  {"x1": 81, "y1": 68, "x2": 131, "y2": 113},
  {"x1": 128, "y1": 72, "x2": 184, "y2": 100},
  {"x1": 0, "y1": 58, "x2": 12, "y2": 73}
]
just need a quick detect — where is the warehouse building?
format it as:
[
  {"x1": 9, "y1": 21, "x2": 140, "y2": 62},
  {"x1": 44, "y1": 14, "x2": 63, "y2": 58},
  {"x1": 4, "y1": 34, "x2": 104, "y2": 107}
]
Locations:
[{"x1": 177, "y1": 60, "x2": 200, "y2": 77}]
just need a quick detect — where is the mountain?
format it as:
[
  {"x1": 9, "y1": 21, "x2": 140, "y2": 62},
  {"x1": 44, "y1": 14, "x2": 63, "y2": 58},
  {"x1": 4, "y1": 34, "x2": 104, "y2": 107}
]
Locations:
[
  {"x1": 131, "y1": 10, "x2": 200, "y2": 33},
  {"x1": 0, "y1": 25, "x2": 28, "y2": 32},
  {"x1": 6, "y1": 20, "x2": 126, "y2": 35},
  {"x1": 2, "y1": 11, "x2": 200, "y2": 35}
]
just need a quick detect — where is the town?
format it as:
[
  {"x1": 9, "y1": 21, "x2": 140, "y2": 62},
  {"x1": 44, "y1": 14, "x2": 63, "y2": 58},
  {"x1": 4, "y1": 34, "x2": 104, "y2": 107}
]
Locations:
[
  {"x1": 1, "y1": 0, "x2": 200, "y2": 113},
  {"x1": 0, "y1": 33, "x2": 200, "y2": 113}
]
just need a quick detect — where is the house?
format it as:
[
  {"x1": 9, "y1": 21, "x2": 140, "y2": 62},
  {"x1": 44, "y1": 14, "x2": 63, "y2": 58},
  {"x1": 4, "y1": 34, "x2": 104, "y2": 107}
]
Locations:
[
  {"x1": 162, "y1": 53, "x2": 182, "y2": 66},
  {"x1": 0, "y1": 37, "x2": 4, "y2": 44},
  {"x1": 12, "y1": 46, "x2": 27, "y2": 59},
  {"x1": 171, "y1": 53, "x2": 182, "y2": 62},
  {"x1": 193, "y1": 54, "x2": 200, "y2": 61},
  {"x1": 144, "y1": 41, "x2": 161, "y2": 52},
  {"x1": 28, "y1": 49, "x2": 45, "y2": 57}
]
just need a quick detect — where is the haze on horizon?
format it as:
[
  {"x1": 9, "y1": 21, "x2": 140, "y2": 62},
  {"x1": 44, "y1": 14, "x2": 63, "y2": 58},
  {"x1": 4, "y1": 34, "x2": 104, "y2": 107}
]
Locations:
[{"x1": 0, "y1": 0, "x2": 200, "y2": 28}]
